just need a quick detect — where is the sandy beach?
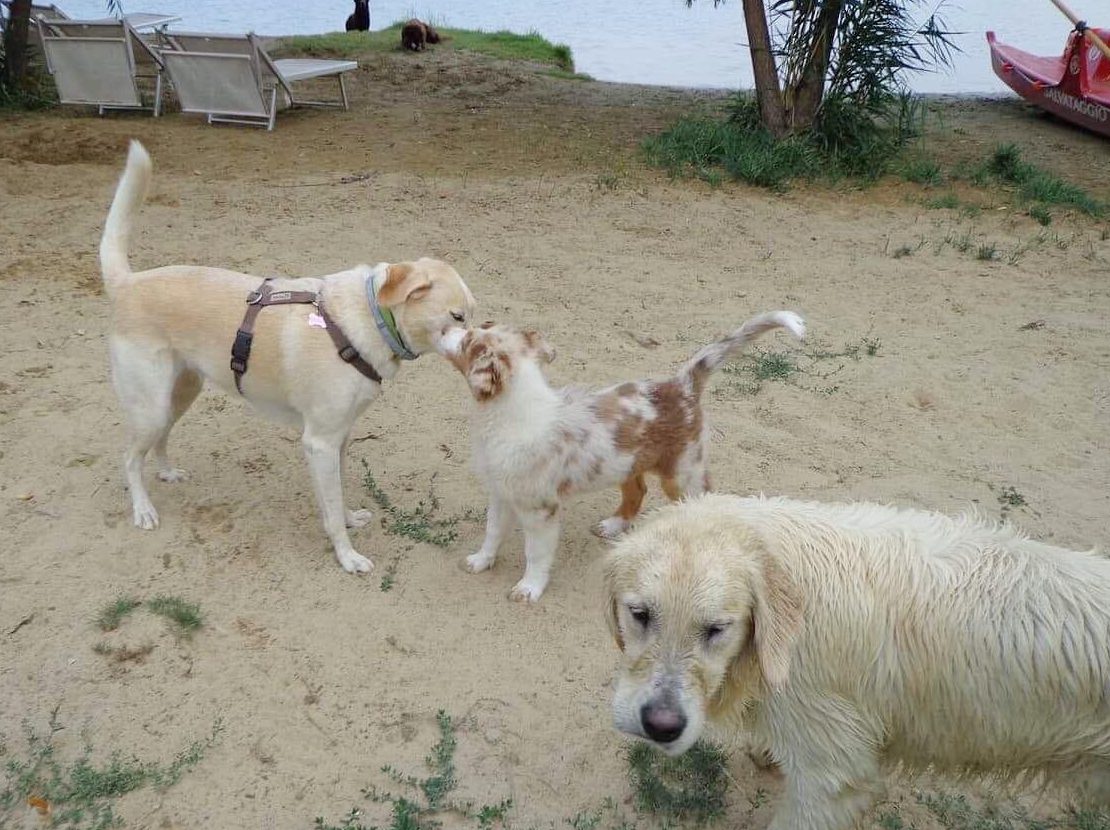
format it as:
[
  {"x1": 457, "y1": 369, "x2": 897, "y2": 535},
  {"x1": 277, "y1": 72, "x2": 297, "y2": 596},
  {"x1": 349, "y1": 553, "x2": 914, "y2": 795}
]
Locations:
[{"x1": 1, "y1": 42, "x2": 1108, "y2": 829}]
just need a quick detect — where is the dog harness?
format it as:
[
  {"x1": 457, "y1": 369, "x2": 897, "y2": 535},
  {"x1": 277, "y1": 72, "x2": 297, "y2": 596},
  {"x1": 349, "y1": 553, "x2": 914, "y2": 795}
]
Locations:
[{"x1": 230, "y1": 278, "x2": 382, "y2": 393}]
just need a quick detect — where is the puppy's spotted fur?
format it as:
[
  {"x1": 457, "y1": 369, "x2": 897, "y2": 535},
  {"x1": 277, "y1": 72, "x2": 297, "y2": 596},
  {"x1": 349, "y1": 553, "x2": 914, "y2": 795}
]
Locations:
[{"x1": 438, "y1": 311, "x2": 805, "y2": 602}]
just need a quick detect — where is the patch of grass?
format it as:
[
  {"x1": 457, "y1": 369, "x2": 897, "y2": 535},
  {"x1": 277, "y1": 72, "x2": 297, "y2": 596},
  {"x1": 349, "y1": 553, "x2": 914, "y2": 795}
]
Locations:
[
  {"x1": 892, "y1": 244, "x2": 915, "y2": 259},
  {"x1": 1028, "y1": 204, "x2": 1053, "y2": 226},
  {"x1": 901, "y1": 156, "x2": 942, "y2": 186},
  {"x1": 879, "y1": 791, "x2": 1110, "y2": 830},
  {"x1": 0, "y1": 708, "x2": 222, "y2": 830},
  {"x1": 927, "y1": 193, "x2": 961, "y2": 210},
  {"x1": 970, "y1": 144, "x2": 1104, "y2": 217},
  {"x1": 145, "y1": 595, "x2": 202, "y2": 635},
  {"x1": 362, "y1": 463, "x2": 480, "y2": 549},
  {"x1": 997, "y1": 484, "x2": 1028, "y2": 520},
  {"x1": 626, "y1": 740, "x2": 729, "y2": 824},
  {"x1": 717, "y1": 333, "x2": 878, "y2": 398},
  {"x1": 316, "y1": 711, "x2": 512, "y2": 830},
  {"x1": 95, "y1": 596, "x2": 141, "y2": 632},
  {"x1": 279, "y1": 26, "x2": 573, "y2": 71},
  {"x1": 379, "y1": 558, "x2": 399, "y2": 593},
  {"x1": 976, "y1": 243, "x2": 997, "y2": 261},
  {"x1": 751, "y1": 351, "x2": 799, "y2": 382}
]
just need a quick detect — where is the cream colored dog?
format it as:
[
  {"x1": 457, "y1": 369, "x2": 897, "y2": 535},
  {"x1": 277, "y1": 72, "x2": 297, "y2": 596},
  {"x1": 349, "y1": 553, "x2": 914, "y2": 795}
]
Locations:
[
  {"x1": 437, "y1": 311, "x2": 803, "y2": 603},
  {"x1": 606, "y1": 493, "x2": 1110, "y2": 829},
  {"x1": 100, "y1": 141, "x2": 476, "y2": 573}
]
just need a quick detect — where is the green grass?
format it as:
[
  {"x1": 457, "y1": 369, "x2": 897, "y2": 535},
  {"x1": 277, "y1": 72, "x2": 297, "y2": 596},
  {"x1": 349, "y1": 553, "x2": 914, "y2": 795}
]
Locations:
[
  {"x1": 878, "y1": 790, "x2": 1110, "y2": 830},
  {"x1": 971, "y1": 144, "x2": 1104, "y2": 217},
  {"x1": 362, "y1": 462, "x2": 481, "y2": 549},
  {"x1": 0, "y1": 709, "x2": 222, "y2": 830},
  {"x1": 927, "y1": 193, "x2": 961, "y2": 210},
  {"x1": 976, "y1": 243, "x2": 998, "y2": 262},
  {"x1": 279, "y1": 25, "x2": 573, "y2": 71},
  {"x1": 95, "y1": 597, "x2": 141, "y2": 632},
  {"x1": 145, "y1": 595, "x2": 202, "y2": 635},
  {"x1": 1028, "y1": 203, "x2": 1053, "y2": 226},
  {"x1": 625, "y1": 740, "x2": 729, "y2": 824},
  {"x1": 900, "y1": 157, "x2": 942, "y2": 186},
  {"x1": 316, "y1": 711, "x2": 512, "y2": 830}
]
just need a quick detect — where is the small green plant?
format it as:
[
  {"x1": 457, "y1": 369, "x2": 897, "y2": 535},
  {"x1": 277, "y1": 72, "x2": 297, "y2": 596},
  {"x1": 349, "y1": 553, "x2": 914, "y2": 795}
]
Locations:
[
  {"x1": 901, "y1": 157, "x2": 942, "y2": 186},
  {"x1": 316, "y1": 711, "x2": 512, "y2": 830},
  {"x1": 145, "y1": 595, "x2": 202, "y2": 635},
  {"x1": 96, "y1": 597, "x2": 141, "y2": 632},
  {"x1": 0, "y1": 708, "x2": 222, "y2": 830},
  {"x1": 927, "y1": 193, "x2": 960, "y2": 210},
  {"x1": 379, "y1": 558, "x2": 399, "y2": 593},
  {"x1": 976, "y1": 244, "x2": 997, "y2": 261},
  {"x1": 625, "y1": 740, "x2": 729, "y2": 824},
  {"x1": 362, "y1": 463, "x2": 479, "y2": 549},
  {"x1": 1028, "y1": 204, "x2": 1052, "y2": 226},
  {"x1": 997, "y1": 485, "x2": 1028, "y2": 519},
  {"x1": 970, "y1": 144, "x2": 1103, "y2": 217},
  {"x1": 892, "y1": 244, "x2": 914, "y2": 259}
]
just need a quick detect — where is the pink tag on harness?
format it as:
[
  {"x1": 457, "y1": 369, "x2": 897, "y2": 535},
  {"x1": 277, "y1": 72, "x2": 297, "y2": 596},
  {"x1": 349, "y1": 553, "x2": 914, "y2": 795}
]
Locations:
[{"x1": 308, "y1": 313, "x2": 327, "y2": 329}]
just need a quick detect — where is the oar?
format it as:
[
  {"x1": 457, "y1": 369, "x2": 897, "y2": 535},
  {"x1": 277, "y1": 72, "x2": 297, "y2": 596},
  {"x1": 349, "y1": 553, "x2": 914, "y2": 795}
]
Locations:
[{"x1": 1048, "y1": 0, "x2": 1110, "y2": 61}]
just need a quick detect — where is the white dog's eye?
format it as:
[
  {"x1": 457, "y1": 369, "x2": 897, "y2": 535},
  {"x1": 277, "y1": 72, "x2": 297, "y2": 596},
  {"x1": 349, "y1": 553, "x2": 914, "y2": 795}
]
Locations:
[
  {"x1": 703, "y1": 623, "x2": 729, "y2": 643},
  {"x1": 630, "y1": 607, "x2": 651, "y2": 629},
  {"x1": 451, "y1": 311, "x2": 465, "y2": 322}
]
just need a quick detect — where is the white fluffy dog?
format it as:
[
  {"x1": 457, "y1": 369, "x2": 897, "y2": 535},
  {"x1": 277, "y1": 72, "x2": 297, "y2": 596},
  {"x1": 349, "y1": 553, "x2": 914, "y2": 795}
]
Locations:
[
  {"x1": 437, "y1": 312, "x2": 804, "y2": 602},
  {"x1": 606, "y1": 493, "x2": 1110, "y2": 830}
]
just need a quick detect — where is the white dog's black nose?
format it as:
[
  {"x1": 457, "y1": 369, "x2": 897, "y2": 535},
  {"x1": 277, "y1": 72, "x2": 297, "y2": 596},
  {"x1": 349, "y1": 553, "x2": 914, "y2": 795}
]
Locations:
[{"x1": 640, "y1": 702, "x2": 687, "y2": 744}]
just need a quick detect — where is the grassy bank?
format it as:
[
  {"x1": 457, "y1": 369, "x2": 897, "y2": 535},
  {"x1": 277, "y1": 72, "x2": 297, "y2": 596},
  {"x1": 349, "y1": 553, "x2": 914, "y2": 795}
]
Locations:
[{"x1": 279, "y1": 24, "x2": 573, "y2": 71}]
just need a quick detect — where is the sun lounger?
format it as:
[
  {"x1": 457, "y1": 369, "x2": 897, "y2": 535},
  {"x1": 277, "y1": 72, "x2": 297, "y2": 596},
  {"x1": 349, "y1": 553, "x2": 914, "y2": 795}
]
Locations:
[
  {"x1": 160, "y1": 32, "x2": 356, "y2": 130},
  {"x1": 37, "y1": 17, "x2": 165, "y2": 115}
]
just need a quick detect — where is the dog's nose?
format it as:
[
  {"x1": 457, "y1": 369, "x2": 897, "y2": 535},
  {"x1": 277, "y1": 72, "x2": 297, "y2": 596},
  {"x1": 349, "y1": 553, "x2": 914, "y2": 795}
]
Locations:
[{"x1": 640, "y1": 702, "x2": 687, "y2": 744}]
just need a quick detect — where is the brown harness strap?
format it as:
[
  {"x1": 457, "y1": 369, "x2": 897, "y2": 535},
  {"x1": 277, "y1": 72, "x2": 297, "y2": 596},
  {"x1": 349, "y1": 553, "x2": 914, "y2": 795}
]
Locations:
[{"x1": 231, "y1": 278, "x2": 382, "y2": 393}]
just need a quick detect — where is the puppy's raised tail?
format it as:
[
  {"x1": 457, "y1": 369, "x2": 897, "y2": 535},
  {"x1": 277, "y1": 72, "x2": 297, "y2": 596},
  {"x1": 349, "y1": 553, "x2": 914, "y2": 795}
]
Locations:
[
  {"x1": 99, "y1": 140, "x2": 152, "y2": 294},
  {"x1": 681, "y1": 310, "x2": 806, "y2": 395}
]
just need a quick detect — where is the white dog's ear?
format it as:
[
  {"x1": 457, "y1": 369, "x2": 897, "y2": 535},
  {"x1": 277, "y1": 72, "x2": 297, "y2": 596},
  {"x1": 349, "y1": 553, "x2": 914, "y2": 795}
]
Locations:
[
  {"x1": 522, "y1": 329, "x2": 556, "y2": 364},
  {"x1": 751, "y1": 553, "x2": 802, "y2": 688},
  {"x1": 377, "y1": 263, "x2": 432, "y2": 307},
  {"x1": 464, "y1": 343, "x2": 508, "y2": 401},
  {"x1": 606, "y1": 596, "x2": 625, "y2": 651}
]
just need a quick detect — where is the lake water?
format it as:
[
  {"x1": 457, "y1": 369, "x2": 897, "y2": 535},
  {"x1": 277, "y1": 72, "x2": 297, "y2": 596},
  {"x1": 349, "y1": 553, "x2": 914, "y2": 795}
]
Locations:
[{"x1": 58, "y1": 0, "x2": 1076, "y2": 95}]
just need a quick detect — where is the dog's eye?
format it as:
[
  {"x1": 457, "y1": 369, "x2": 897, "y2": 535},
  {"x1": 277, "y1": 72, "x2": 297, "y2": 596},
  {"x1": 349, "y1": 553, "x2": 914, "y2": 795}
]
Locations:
[
  {"x1": 703, "y1": 623, "x2": 729, "y2": 643},
  {"x1": 630, "y1": 607, "x2": 651, "y2": 628},
  {"x1": 451, "y1": 311, "x2": 465, "y2": 323}
]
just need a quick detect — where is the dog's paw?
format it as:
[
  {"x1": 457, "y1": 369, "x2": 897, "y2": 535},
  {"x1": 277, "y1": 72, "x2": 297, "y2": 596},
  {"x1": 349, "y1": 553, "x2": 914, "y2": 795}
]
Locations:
[
  {"x1": 509, "y1": 579, "x2": 545, "y2": 603},
  {"x1": 132, "y1": 501, "x2": 160, "y2": 530},
  {"x1": 157, "y1": 468, "x2": 188, "y2": 483},
  {"x1": 337, "y1": 550, "x2": 374, "y2": 574},
  {"x1": 466, "y1": 551, "x2": 495, "y2": 573},
  {"x1": 345, "y1": 508, "x2": 375, "y2": 529},
  {"x1": 593, "y1": 517, "x2": 630, "y2": 540}
]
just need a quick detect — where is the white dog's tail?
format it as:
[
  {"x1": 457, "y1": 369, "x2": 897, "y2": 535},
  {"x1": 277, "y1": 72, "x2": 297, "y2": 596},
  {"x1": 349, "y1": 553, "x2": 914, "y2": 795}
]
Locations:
[
  {"x1": 99, "y1": 140, "x2": 152, "y2": 294},
  {"x1": 680, "y1": 310, "x2": 806, "y2": 395}
]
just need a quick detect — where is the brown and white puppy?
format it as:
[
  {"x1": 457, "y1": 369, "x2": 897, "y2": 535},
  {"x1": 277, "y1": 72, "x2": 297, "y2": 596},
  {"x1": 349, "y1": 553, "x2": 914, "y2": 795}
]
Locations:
[
  {"x1": 436, "y1": 311, "x2": 804, "y2": 602},
  {"x1": 401, "y1": 19, "x2": 440, "y2": 51},
  {"x1": 606, "y1": 493, "x2": 1110, "y2": 829},
  {"x1": 101, "y1": 141, "x2": 476, "y2": 573}
]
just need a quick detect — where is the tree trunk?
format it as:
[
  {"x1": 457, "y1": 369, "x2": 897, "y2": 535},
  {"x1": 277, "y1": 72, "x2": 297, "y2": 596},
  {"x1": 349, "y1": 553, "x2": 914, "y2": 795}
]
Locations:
[
  {"x1": 786, "y1": 0, "x2": 842, "y2": 131},
  {"x1": 741, "y1": 0, "x2": 787, "y2": 137},
  {"x1": 2, "y1": 0, "x2": 33, "y2": 92}
]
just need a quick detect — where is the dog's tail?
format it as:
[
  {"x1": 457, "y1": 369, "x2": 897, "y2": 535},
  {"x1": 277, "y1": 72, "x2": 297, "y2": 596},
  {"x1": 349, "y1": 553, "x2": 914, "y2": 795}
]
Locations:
[
  {"x1": 99, "y1": 140, "x2": 152, "y2": 294},
  {"x1": 680, "y1": 310, "x2": 806, "y2": 395}
]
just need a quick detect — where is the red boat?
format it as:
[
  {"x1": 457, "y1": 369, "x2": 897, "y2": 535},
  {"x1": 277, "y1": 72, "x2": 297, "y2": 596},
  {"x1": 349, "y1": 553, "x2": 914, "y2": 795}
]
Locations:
[{"x1": 987, "y1": 27, "x2": 1110, "y2": 137}]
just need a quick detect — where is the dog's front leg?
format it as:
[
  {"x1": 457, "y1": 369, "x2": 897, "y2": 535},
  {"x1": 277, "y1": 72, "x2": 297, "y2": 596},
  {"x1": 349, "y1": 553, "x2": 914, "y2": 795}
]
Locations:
[
  {"x1": 340, "y1": 431, "x2": 374, "y2": 529},
  {"x1": 302, "y1": 427, "x2": 372, "y2": 573},
  {"x1": 509, "y1": 507, "x2": 561, "y2": 603},
  {"x1": 467, "y1": 494, "x2": 514, "y2": 573}
]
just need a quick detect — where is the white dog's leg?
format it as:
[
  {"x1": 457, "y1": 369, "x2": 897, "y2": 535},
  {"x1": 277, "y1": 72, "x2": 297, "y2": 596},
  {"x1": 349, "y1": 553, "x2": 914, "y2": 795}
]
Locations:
[
  {"x1": 767, "y1": 701, "x2": 881, "y2": 830},
  {"x1": 510, "y1": 508, "x2": 561, "y2": 603},
  {"x1": 110, "y1": 338, "x2": 180, "y2": 530},
  {"x1": 302, "y1": 426, "x2": 372, "y2": 573},
  {"x1": 467, "y1": 494, "x2": 514, "y2": 573},
  {"x1": 151, "y1": 369, "x2": 202, "y2": 483},
  {"x1": 340, "y1": 432, "x2": 374, "y2": 529}
]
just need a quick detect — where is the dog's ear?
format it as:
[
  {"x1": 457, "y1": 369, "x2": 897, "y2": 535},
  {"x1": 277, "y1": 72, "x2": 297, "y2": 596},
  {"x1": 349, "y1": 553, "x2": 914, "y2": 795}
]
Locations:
[
  {"x1": 606, "y1": 596, "x2": 625, "y2": 651},
  {"x1": 463, "y1": 340, "x2": 508, "y2": 401},
  {"x1": 522, "y1": 329, "x2": 556, "y2": 364},
  {"x1": 750, "y1": 551, "x2": 802, "y2": 688},
  {"x1": 377, "y1": 263, "x2": 432, "y2": 307}
]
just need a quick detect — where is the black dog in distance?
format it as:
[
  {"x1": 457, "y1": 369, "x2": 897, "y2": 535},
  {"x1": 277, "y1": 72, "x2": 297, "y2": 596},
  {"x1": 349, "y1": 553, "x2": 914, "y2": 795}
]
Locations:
[{"x1": 346, "y1": 0, "x2": 370, "y2": 32}]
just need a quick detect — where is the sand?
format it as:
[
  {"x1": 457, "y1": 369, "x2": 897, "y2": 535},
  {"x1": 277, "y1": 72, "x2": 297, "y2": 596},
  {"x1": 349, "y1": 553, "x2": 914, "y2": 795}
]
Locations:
[{"x1": 1, "y1": 45, "x2": 1108, "y2": 830}]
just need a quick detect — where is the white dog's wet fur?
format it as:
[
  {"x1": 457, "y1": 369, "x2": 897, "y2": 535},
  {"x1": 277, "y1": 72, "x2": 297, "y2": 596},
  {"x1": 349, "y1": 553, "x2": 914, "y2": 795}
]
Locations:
[
  {"x1": 437, "y1": 312, "x2": 804, "y2": 602},
  {"x1": 605, "y1": 493, "x2": 1110, "y2": 829},
  {"x1": 100, "y1": 141, "x2": 476, "y2": 572}
]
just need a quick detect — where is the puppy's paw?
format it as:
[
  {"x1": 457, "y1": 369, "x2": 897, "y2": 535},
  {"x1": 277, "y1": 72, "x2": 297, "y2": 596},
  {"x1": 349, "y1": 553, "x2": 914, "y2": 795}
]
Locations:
[
  {"x1": 345, "y1": 508, "x2": 375, "y2": 529},
  {"x1": 593, "y1": 516, "x2": 629, "y2": 540},
  {"x1": 132, "y1": 502, "x2": 160, "y2": 530},
  {"x1": 509, "y1": 579, "x2": 545, "y2": 603},
  {"x1": 157, "y1": 468, "x2": 188, "y2": 483},
  {"x1": 466, "y1": 551, "x2": 495, "y2": 573},
  {"x1": 337, "y1": 550, "x2": 374, "y2": 574}
]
